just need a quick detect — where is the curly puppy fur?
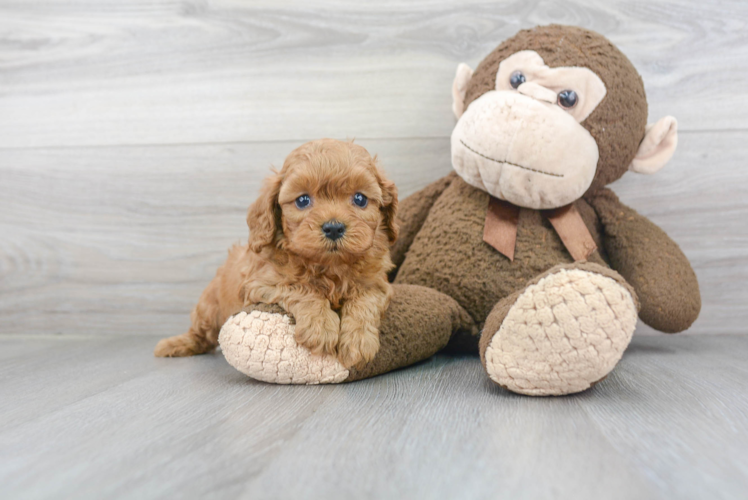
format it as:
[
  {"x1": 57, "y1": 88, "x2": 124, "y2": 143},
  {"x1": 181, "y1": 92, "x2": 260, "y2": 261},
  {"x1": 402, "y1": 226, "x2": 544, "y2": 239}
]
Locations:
[{"x1": 154, "y1": 139, "x2": 398, "y2": 368}]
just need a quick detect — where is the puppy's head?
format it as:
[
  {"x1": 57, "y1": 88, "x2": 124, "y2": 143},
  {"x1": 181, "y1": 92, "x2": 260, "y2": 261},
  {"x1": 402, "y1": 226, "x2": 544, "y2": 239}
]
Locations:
[{"x1": 247, "y1": 139, "x2": 398, "y2": 264}]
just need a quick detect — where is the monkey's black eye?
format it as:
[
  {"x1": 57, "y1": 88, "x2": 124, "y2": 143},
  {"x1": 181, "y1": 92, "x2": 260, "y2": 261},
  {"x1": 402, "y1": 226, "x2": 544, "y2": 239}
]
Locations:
[
  {"x1": 295, "y1": 194, "x2": 311, "y2": 209},
  {"x1": 558, "y1": 90, "x2": 578, "y2": 109},
  {"x1": 510, "y1": 71, "x2": 526, "y2": 89},
  {"x1": 352, "y1": 193, "x2": 368, "y2": 208}
]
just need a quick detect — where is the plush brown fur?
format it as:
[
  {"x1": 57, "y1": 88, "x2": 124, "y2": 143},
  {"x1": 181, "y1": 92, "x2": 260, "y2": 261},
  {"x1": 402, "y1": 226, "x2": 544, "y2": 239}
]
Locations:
[
  {"x1": 587, "y1": 188, "x2": 701, "y2": 333},
  {"x1": 154, "y1": 139, "x2": 398, "y2": 368},
  {"x1": 393, "y1": 173, "x2": 699, "y2": 350}
]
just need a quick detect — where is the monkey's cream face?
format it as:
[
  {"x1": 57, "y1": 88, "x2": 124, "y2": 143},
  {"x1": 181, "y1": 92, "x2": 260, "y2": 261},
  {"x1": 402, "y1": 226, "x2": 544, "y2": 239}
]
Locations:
[{"x1": 451, "y1": 51, "x2": 607, "y2": 209}]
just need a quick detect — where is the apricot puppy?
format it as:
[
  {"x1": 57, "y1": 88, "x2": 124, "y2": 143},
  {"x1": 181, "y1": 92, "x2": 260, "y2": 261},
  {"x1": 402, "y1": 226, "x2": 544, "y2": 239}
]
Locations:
[{"x1": 154, "y1": 139, "x2": 398, "y2": 368}]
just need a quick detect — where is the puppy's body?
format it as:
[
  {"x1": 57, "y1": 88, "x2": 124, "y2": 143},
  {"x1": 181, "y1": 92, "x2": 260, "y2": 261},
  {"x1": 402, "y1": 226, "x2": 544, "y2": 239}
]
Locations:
[{"x1": 155, "y1": 140, "x2": 398, "y2": 368}]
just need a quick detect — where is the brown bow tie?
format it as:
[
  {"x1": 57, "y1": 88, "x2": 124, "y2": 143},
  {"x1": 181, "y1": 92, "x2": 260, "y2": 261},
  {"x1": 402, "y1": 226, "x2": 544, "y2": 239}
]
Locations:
[{"x1": 483, "y1": 197, "x2": 597, "y2": 262}]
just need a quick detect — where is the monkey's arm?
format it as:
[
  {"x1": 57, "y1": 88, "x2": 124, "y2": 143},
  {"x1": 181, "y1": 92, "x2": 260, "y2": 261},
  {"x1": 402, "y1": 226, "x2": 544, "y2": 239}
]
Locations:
[
  {"x1": 587, "y1": 188, "x2": 700, "y2": 333},
  {"x1": 390, "y1": 172, "x2": 458, "y2": 274}
]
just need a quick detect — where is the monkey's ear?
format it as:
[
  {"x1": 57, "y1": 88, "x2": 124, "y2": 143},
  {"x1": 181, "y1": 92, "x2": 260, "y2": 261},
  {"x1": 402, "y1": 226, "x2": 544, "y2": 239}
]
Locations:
[
  {"x1": 452, "y1": 63, "x2": 474, "y2": 119},
  {"x1": 629, "y1": 116, "x2": 678, "y2": 174}
]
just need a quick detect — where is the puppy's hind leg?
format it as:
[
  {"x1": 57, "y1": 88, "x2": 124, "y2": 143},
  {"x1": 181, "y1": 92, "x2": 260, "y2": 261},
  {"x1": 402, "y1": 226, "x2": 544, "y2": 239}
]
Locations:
[{"x1": 154, "y1": 283, "x2": 222, "y2": 357}]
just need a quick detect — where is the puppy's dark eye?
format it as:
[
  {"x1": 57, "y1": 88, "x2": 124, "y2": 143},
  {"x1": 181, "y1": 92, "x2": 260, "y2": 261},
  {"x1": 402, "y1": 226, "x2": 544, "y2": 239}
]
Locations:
[
  {"x1": 352, "y1": 193, "x2": 368, "y2": 208},
  {"x1": 295, "y1": 194, "x2": 311, "y2": 209},
  {"x1": 558, "y1": 90, "x2": 578, "y2": 109},
  {"x1": 510, "y1": 71, "x2": 526, "y2": 89}
]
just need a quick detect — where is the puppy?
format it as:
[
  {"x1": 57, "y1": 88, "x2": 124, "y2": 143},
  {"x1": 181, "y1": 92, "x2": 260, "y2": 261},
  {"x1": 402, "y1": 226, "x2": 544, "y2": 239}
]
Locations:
[{"x1": 154, "y1": 139, "x2": 398, "y2": 368}]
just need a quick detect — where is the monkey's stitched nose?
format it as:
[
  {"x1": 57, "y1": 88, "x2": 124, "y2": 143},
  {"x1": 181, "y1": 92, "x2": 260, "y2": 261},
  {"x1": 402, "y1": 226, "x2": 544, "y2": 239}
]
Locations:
[
  {"x1": 517, "y1": 82, "x2": 557, "y2": 104},
  {"x1": 322, "y1": 221, "x2": 346, "y2": 241}
]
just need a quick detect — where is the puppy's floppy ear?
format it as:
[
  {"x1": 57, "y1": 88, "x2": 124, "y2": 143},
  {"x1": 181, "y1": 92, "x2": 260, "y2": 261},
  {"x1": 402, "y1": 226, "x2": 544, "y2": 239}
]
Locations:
[
  {"x1": 247, "y1": 172, "x2": 283, "y2": 252},
  {"x1": 376, "y1": 167, "x2": 399, "y2": 244}
]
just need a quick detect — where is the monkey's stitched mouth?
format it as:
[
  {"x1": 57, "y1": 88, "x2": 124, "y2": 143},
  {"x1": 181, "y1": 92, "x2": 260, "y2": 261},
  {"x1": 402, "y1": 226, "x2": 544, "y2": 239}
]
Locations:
[{"x1": 459, "y1": 139, "x2": 564, "y2": 178}]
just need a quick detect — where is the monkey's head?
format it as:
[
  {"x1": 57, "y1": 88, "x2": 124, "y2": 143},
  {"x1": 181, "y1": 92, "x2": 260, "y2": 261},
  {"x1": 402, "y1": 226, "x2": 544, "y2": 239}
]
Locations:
[{"x1": 451, "y1": 25, "x2": 678, "y2": 209}]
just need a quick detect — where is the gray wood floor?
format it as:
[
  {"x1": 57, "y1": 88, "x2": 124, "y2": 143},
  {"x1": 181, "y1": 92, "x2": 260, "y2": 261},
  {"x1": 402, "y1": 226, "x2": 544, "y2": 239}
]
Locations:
[
  {"x1": 2, "y1": 1, "x2": 748, "y2": 499},
  {"x1": 1, "y1": 335, "x2": 747, "y2": 499}
]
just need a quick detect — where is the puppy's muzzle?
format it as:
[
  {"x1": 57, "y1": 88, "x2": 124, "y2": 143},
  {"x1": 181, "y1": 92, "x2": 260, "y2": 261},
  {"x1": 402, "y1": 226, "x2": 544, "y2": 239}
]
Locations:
[{"x1": 322, "y1": 220, "x2": 346, "y2": 241}]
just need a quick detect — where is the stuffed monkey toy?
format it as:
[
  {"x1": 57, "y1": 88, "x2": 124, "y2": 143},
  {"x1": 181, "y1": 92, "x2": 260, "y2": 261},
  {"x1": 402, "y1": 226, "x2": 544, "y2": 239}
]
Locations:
[{"x1": 219, "y1": 25, "x2": 700, "y2": 395}]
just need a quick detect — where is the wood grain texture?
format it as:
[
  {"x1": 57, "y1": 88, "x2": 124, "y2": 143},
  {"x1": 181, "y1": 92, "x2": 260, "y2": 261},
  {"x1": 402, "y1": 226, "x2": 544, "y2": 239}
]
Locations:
[
  {"x1": 0, "y1": 335, "x2": 746, "y2": 499},
  {"x1": 1, "y1": 0, "x2": 748, "y2": 148},
  {"x1": 0, "y1": 139, "x2": 454, "y2": 337},
  {"x1": 1, "y1": 133, "x2": 745, "y2": 336},
  {"x1": 0, "y1": 2, "x2": 746, "y2": 336}
]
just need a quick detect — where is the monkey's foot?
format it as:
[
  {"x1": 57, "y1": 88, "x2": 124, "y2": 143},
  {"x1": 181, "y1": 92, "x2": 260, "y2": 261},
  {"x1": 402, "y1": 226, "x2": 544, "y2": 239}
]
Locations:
[
  {"x1": 480, "y1": 265, "x2": 638, "y2": 396},
  {"x1": 218, "y1": 310, "x2": 349, "y2": 384}
]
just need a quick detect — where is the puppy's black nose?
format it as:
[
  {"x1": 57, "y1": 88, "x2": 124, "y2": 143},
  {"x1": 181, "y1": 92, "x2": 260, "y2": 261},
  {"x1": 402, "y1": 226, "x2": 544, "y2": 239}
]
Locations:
[{"x1": 322, "y1": 221, "x2": 346, "y2": 241}]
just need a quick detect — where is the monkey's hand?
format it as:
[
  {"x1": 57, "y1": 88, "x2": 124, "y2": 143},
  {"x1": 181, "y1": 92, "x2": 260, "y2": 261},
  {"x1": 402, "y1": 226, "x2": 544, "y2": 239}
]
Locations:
[{"x1": 588, "y1": 188, "x2": 700, "y2": 333}]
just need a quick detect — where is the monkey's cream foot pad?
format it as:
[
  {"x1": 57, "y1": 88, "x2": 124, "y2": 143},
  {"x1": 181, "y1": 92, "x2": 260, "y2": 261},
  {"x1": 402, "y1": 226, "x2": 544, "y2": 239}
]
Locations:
[
  {"x1": 484, "y1": 268, "x2": 637, "y2": 396},
  {"x1": 218, "y1": 311, "x2": 349, "y2": 384}
]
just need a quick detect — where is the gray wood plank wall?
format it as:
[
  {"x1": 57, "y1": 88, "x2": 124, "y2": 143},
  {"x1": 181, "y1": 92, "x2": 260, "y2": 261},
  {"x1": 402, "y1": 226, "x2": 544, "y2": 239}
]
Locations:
[{"x1": 1, "y1": 0, "x2": 746, "y2": 337}]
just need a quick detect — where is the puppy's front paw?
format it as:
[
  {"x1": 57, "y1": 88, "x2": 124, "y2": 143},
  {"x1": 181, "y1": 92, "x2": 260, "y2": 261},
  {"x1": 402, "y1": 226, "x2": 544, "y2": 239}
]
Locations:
[
  {"x1": 337, "y1": 321, "x2": 380, "y2": 369},
  {"x1": 294, "y1": 308, "x2": 340, "y2": 356}
]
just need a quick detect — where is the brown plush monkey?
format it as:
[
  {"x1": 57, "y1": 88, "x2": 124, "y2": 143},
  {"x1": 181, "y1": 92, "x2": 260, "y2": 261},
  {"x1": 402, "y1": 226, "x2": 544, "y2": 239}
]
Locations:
[{"x1": 219, "y1": 25, "x2": 700, "y2": 395}]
